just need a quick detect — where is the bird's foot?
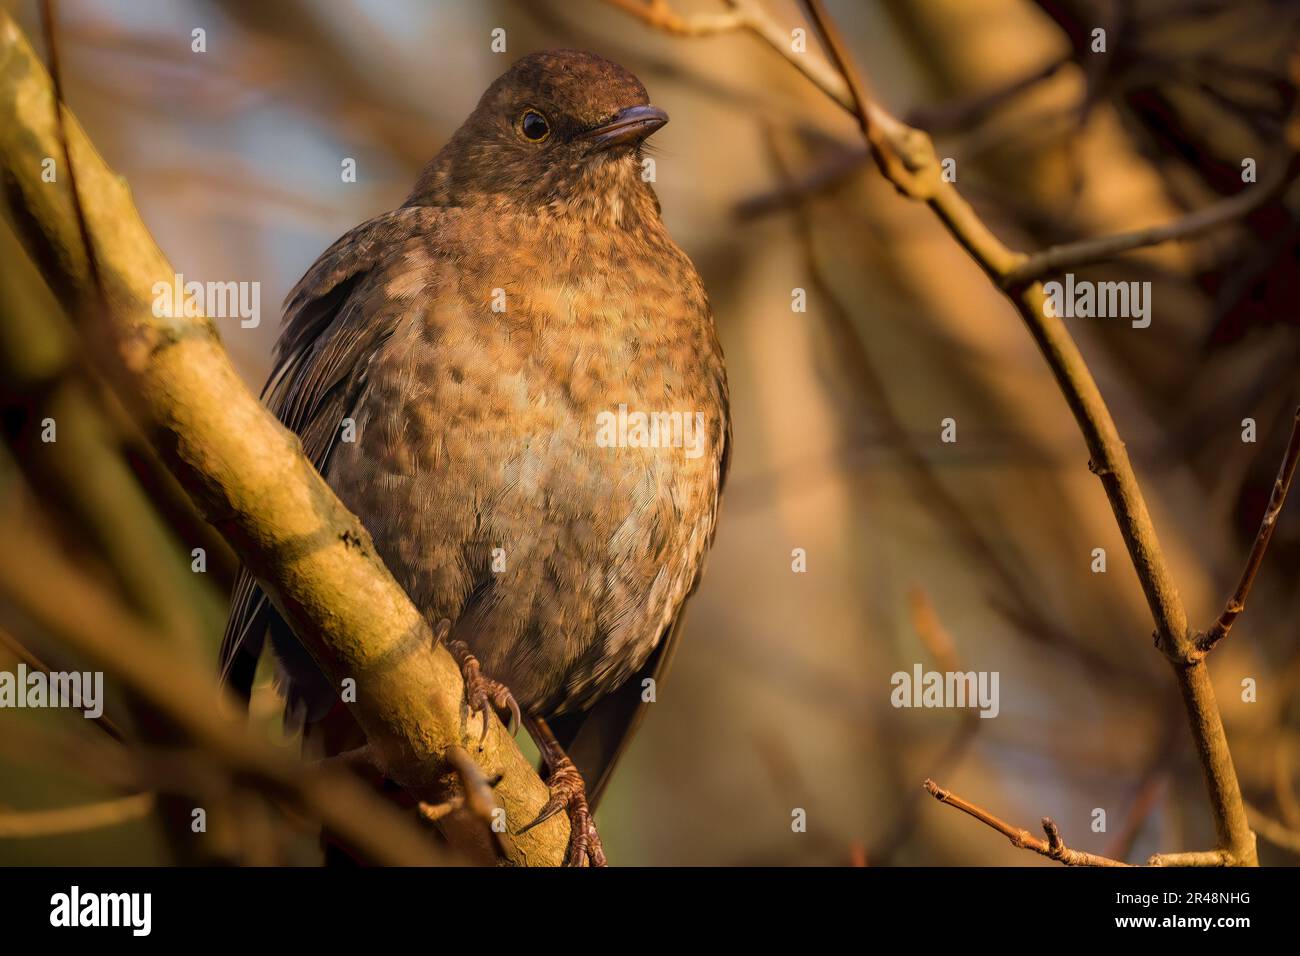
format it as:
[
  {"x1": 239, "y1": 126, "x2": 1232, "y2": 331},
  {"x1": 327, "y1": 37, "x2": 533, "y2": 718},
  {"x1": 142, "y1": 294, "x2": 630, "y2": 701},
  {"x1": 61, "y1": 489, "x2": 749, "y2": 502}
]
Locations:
[
  {"x1": 520, "y1": 715, "x2": 607, "y2": 867},
  {"x1": 436, "y1": 619, "x2": 521, "y2": 745}
]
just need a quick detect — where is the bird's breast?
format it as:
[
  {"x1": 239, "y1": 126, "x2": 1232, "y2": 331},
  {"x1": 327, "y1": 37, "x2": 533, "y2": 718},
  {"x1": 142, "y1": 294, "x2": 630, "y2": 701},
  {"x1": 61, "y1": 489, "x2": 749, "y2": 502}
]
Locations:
[{"x1": 326, "y1": 216, "x2": 727, "y2": 714}]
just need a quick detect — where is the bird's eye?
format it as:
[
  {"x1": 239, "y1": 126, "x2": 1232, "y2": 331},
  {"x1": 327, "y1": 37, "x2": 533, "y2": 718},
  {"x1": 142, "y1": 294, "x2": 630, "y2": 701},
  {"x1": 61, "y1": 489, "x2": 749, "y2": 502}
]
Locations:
[{"x1": 519, "y1": 109, "x2": 550, "y2": 142}]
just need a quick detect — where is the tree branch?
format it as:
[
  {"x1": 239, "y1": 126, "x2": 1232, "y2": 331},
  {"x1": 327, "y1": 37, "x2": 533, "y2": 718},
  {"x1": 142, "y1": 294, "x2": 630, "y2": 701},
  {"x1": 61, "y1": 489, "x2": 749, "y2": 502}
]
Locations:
[
  {"x1": 923, "y1": 779, "x2": 1131, "y2": 866},
  {"x1": 609, "y1": 0, "x2": 1260, "y2": 864},
  {"x1": 1199, "y1": 407, "x2": 1300, "y2": 653},
  {"x1": 801, "y1": 0, "x2": 1258, "y2": 867},
  {"x1": 1245, "y1": 801, "x2": 1300, "y2": 855},
  {"x1": 0, "y1": 625, "x2": 128, "y2": 742},
  {"x1": 603, "y1": 0, "x2": 745, "y2": 35},
  {"x1": 1146, "y1": 849, "x2": 1231, "y2": 867},
  {"x1": 0, "y1": 9, "x2": 568, "y2": 865},
  {"x1": 1006, "y1": 158, "x2": 1300, "y2": 285},
  {"x1": 616, "y1": 0, "x2": 1300, "y2": 285},
  {"x1": 608, "y1": 0, "x2": 855, "y2": 107},
  {"x1": 0, "y1": 226, "x2": 220, "y2": 654},
  {"x1": 0, "y1": 525, "x2": 454, "y2": 866},
  {"x1": 925, "y1": 778, "x2": 1242, "y2": 866},
  {"x1": 797, "y1": 0, "x2": 1255, "y2": 865},
  {"x1": 0, "y1": 793, "x2": 154, "y2": 838}
]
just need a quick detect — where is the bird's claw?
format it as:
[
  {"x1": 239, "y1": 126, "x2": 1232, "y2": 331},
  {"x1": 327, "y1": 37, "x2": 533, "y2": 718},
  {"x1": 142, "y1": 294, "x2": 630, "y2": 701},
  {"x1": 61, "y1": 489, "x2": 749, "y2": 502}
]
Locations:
[
  {"x1": 518, "y1": 751, "x2": 607, "y2": 867},
  {"x1": 467, "y1": 674, "x2": 521, "y2": 744},
  {"x1": 438, "y1": 624, "x2": 521, "y2": 745}
]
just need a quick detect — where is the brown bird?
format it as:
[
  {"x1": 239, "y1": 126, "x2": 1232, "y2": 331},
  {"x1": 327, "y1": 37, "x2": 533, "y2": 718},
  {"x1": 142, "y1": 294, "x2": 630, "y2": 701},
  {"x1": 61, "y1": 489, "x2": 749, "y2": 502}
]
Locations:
[{"x1": 220, "y1": 50, "x2": 730, "y2": 866}]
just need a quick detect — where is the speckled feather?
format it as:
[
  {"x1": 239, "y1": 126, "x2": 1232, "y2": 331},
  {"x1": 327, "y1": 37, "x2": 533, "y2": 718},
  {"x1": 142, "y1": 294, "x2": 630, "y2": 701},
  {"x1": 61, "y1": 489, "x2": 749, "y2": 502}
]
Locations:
[{"x1": 221, "y1": 51, "x2": 729, "y2": 800}]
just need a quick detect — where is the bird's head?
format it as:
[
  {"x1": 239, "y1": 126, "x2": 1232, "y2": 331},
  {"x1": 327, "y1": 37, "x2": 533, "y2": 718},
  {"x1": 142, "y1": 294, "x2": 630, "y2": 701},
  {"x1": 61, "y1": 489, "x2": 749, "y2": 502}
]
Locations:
[{"x1": 410, "y1": 50, "x2": 669, "y2": 223}]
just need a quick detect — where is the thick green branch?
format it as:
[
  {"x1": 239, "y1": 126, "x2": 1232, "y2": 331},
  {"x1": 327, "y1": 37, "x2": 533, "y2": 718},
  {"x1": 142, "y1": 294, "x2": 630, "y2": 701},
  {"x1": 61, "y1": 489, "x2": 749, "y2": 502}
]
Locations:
[{"x1": 0, "y1": 10, "x2": 567, "y2": 865}]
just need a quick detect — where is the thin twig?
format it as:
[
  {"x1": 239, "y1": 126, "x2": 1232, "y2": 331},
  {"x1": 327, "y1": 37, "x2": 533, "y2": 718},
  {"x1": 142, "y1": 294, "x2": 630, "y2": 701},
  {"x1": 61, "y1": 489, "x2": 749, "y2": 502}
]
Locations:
[
  {"x1": 762, "y1": 128, "x2": 1131, "y2": 684},
  {"x1": 797, "y1": 0, "x2": 1253, "y2": 862},
  {"x1": 1147, "y1": 849, "x2": 1231, "y2": 867},
  {"x1": 1006, "y1": 158, "x2": 1300, "y2": 285},
  {"x1": 607, "y1": 0, "x2": 854, "y2": 107},
  {"x1": 445, "y1": 745, "x2": 502, "y2": 827},
  {"x1": 908, "y1": 588, "x2": 964, "y2": 678},
  {"x1": 736, "y1": 55, "x2": 1070, "y2": 218},
  {"x1": 0, "y1": 626, "x2": 127, "y2": 742},
  {"x1": 416, "y1": 748, "x2": 501, "y2": 831},
  {"x1": 867, "y1": 592, "x2": 979, "y2": 864},
  {"x1": 1200, "y1": 407, "x2": 1300, "y2": 653},
  {"x1": 611, "y1": 0, "x2": 1298, "y2": 278},
  {"x1": 797, "y1": 0, "x2": 925, "y2": 195},
  {"x1": 923, "y1": 779, "x2": 1131, "y2": 866},
  {"x1": 40, "y1": 0, "x2": 103, "y2": 306},
  {"x1": 1245, "y1": 801, "x2": 1300, "y2": 855},
  {"x1": 602, "y1": 0, "x2": 745, "y2": 34},
  {"x1": 0, "y1": 525, "x2": 452, "y2": 866},
  {"x1": 417, "y1": 746, "x2": 510, "y2": 857},
  {"x1": 1104, "y1": 710, "x2": 1181, "y2": 860},
  {"x1": 0, "y1": 793, "x2": 154, "y2": 838},
  {"x1": 313, "y1": 744, "x2": 379, "y2": 776},
  {"x1": 907, "y1": 55, "x2": 1070, "y2": 134},
  {"x1": 417, "y1": 799, "x2": 459, "y2": 824},
  {"x1": 611, "y1": 0, "x2": 1260, "y2": 864},
  {"x1": 736, "y1": 141, "x2": 869, "y2": 219}
]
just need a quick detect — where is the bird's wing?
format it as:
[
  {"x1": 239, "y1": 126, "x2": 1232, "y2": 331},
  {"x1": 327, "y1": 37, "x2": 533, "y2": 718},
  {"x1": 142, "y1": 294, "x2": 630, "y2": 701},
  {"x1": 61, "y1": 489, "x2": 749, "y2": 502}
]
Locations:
[
  {"x1": 554, "y1": 384, "x2": 732, "y2": 811},
  {"x1": 219, "y1": 206, "x2": 440, "y2": 700}
]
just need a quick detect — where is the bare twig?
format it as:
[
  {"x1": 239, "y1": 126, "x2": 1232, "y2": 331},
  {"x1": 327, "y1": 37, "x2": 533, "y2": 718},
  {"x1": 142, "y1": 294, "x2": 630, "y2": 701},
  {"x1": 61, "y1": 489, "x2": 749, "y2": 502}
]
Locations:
[
  {"x1": 1107, "y1": 773, "x2": 1168, "y2": 861},
  {"x1": 603, "y1": 0, "x2": 745, "y2": 34},
  {"x1": 797, "y1": 0, "x2": 1254, "y2": 863},
  {"x1": 416, "y1": 799, "x2": 459, "y2": 824},
  {"x1": 907, "y1": 55, "x2": 1070, "y2": 134},
  {"x1": 612, "y1": 0, "x2": 1298, "y2": 280},
  {"x1": 923, "y1": 779, "x2": 1131, "y2": 866},
  {"x1": 418, "y1": 745, "x2": 510, "y2": 857},
  {"x1": 1104, "y1": 711, "x2": 1182, "y2": 860},
  {"x1": 908, "y1": 588, "x2": 964, "y2": 678},
  {"x1": 39, "y1": 0, "x2": 102, "y2": 303},
  {"x1": 736, "y1": 57, "x2": 1069, "y2": 219},
  {"x1": 868, "y1": 592, "x2": 979, "y2": 864},
  {"x1": 313, "y1": 745, "x2": 380, "y2": 776},
  {"x1": 1006, "y1": 158, "x2": 1300, "y2": 285},
  {"x1": 0, "y1": 253, "x2": 218, "y2": 655},
  {"x1": 607, "y1": 0, "x2": 854, "y2": 108},
  {"x1": 1199, "y1": 408, "x2": 1300, "y2": 653},
  {"x1": 417, "y1": 748, "x2": 502, "y2": 828},
  {"x1": 0, "y1": 626, "x2": 127, "y2": 742},
  {"x1": 445, "y1": 745, "x2": 503, "y2": 826},
  {"x1": 762, "y1": 128, "x2": 1130, "y2": 684},
  {"x1": 611, "y1": 0, "x2": 1260, "y2": 864},
  {"x1": 0, "y1": 525, "x2": 454, "y2": 866},
  {"x1": 1147, "y1": 849, "x2": 1231, "y2": 867},
  {"x1": 0, "y1": 793, "x2": 154, "y2": 838},
  {"x1": 1245, "y1": 802, "x2": 1300, "y2": 855},
  {"x1": 736, "y1": 141, "x2": 869, "y2": 219}
]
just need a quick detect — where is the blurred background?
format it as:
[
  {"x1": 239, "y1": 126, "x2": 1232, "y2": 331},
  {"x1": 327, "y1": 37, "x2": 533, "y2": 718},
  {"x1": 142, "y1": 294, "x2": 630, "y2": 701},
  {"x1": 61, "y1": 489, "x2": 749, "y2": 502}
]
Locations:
[{"x1": 1, "y1": 0, "x2": 1298, "y2": 865}]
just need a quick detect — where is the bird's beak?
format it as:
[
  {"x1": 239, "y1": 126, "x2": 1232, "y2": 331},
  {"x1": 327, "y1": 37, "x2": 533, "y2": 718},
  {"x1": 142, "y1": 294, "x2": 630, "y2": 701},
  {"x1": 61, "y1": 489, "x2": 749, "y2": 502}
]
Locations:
[{"x1": 583, "y1": 105, "x2": 669, "y2": 149}]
